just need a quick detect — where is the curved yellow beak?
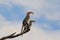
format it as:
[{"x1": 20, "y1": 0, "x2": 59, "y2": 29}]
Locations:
[{"x1": 27, "y1": 12, "x2": 34, "y2": 14}]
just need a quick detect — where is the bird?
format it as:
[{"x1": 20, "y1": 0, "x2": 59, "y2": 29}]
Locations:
[
  {"x1": 22, "y1": 12, "x2": 33, "y2": 26},
  {"x1": 21, "y1": 12, "x2": 33, "y2": 35},
  {"x1": 23, "y1": 20, "x2": 35, "y2": 34}
]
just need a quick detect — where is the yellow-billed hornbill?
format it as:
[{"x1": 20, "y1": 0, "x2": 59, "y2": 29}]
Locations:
[
  {"x1": 23, "y1": 20, "x2": 35, "y2": 34},
  {"x1": 21, "y1": 12, "x2": 33, "y2": 35}
]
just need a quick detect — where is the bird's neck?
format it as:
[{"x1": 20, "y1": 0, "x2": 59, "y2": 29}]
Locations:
[
  {"x1": 29, "y1": 22, "x2": 32, "y2": 26},
  {"x1": 25, "y1": 14, "x2": 30, "y2": 18},
  {"x1": 27, "y1": 14, "x2": 30, "y2": 16}
]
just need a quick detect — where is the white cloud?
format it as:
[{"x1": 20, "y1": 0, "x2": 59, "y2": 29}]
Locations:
[
  {"x1": 0, "y1": 24, "x2": 60, "y2": 40},
  {"x1": 0, "y1": 14, "x2": 11, "y2": 27},
  {"x1": 43, "y1": 12, "x2": 60, "y2": 20},
  {"x1": 40, "y1": 23, "x2": 53, "y2": 30},
  {"x1": 0, "y1": 14, "x2": 5, "y2": 20},
  {"x1": 0, "y1": 0, "x2": 60, "y2": 20},
  {"x1": 0, "y1": 0, "x2": 43, "y2": 9},
  {"x1": 11, "y1": 0, "x2": 48, "y2": 9},
  {"x1": 0, "y1": 0, "x2": 12, "y2": 7}
]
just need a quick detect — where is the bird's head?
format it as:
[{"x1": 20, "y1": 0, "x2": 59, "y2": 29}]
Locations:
[
  {"x1": 27, "y1": 12, "x2": 33, "y2": 14},
  {"x1": 30, "y1": 20, "x2": 36, "y2": 23}
]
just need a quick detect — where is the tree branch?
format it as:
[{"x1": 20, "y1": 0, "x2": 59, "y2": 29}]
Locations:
[{"x1": 0, "y1": 29, "x2": 30, "y2": 40}]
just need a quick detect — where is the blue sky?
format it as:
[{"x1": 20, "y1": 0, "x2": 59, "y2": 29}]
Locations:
[{"x1": 0, "y1": 0, "x2": 60, "y2": 40}]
